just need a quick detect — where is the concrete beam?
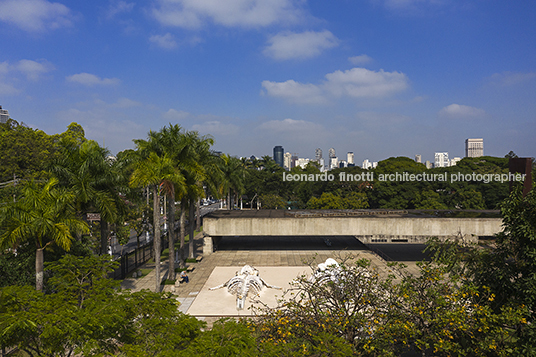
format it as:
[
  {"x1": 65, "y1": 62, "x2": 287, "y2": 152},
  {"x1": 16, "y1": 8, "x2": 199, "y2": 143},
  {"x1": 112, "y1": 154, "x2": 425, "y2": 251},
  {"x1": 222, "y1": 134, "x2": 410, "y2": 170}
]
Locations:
[{"x1": 204, "y1": 215, "x2": 502, "y2": 243}]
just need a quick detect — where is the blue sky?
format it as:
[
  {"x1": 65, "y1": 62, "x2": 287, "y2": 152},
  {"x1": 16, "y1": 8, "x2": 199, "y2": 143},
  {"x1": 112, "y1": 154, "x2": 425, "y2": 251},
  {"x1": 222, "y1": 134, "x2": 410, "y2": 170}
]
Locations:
[{"x1": 1, "y1": 0, "x2": 535, "y2": 164}]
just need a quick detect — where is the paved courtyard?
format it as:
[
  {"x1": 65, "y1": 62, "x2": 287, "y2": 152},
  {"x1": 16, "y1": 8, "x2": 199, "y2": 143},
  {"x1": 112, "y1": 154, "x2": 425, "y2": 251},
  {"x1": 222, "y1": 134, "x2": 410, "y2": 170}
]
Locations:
[{"x1": 121, "y1": 234, "x2": 427, "y2": 324}]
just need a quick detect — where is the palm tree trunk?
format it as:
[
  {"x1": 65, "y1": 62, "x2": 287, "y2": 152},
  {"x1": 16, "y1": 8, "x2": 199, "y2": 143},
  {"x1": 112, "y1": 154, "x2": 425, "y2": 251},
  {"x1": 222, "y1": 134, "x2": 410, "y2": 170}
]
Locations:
[
  {"x1": 153, "y1": 185, "x2": 161, "y2": 292},
  {"x1": 179, "y1": 198, "x2": 186, "y2": 267},
  {"x1": 36, "y1": 247, "x2": 44, "y2": 291},
  {"x1": 196, "y1": 198, "x2": 201, "y2": 230},
  {"x1": 100, "y1": 220, "x2": 108, "y2": 255},
  {"x1": 167, "y1": 195, "x2": 175, "y2": 281},
  {"x1": 227, "y1": 190, "x2": 231, "y2": 210},
  {"x1": 189, "y1": 199, "x2": 195, "y2": 259}
]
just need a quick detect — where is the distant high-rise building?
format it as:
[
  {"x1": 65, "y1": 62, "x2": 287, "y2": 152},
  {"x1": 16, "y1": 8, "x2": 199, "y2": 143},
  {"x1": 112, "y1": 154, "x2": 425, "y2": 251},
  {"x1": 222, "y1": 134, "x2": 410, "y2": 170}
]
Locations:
[
  {"x1": 291, "y1": 153, "x2": 298, "y2": 169},
  {"x1": 415, "y1": 154, "x2": 422, "y2": 163},
  {"x1": 347, "y1": 152, "x2": 354, "y2": 165},
  {"x1": 450, "y1": 157, "x2": 461, "y2": 166},
  {"x1": 319, "y1": 158, "x2": 325, "y2": 171},
  {"x1": 425, "y1": 160, "x2": 432, "y2": 169},
  {"x1": 296, "y1": 158, "x2": 310, "y2": 169},
  {"x1": 435, "y1": 152, "x2": 449, "y2": 168},
  {"x1": 362, "y1": 159, "x2": 372, "y2": 170},
  {"x1": 329, "y1": 157, "x2": 338, "y2": 170},
  {"x1": 0, "y1": 105, "x2": 10, "y2": 123},
  {"x1": 315, "y1": 148, "x2": 323, "y2": 162},
  {"x1": 465, "y1": 138, "x2": 484, "y2": 158},
  {"x1": 273, "y1": 146, "x2": 284, "y2": 167},
  {"x1": 328, "y1": 147, "x2": 336, "y2": 158},
  {"x1": 283, "y1": 152, "x2": 292, "y2": 170}
]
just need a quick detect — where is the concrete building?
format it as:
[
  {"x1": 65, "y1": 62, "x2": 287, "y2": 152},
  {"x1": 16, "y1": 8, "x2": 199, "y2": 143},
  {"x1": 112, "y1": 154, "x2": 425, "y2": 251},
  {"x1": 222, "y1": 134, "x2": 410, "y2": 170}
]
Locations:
[
  {"x1": 319, "y1": 158, "x2": 325, "y2": 171},
  {"x1": 434, "y1": 152, "x2": 449, "y2": 168},
  {"x1": 328, "y1": 147, "x2": 336, "y2": 159},
  {"x1": 347, "y1": 152, "x2": 354, "y2": 165},
  {"x1": 315, "y1": 148, "x2": 322, "y2": 162},
  {"x1": 273, "y1": 146, "x2": 284, "y2": 167},
  {"x1": 329, "y1": 156, "x2": 339, "y2": 170},
  {"x1": 291, "y1": 153, "x2": 298, "y2": 169},
  {"x1": 296, "y1": 158, "x2": 310, "y2": 169},
  {"x1": 362, "y1": 159, "x2": 372, "y2": 169},
  {"x1": 465, "y1": 138, "x2": 484, "y2": 158},
  {"x1": 0, "y1": 105, "x2": 10, "y2": 124},
  {"x1": 425, "y1": 160, "x2": 432, "y2": 169},
  {"x1": 415, "y1": 154, "x2": 421, "y2": 163},
  {"x1": 450, "y1": 157, "x2": 462, "y2": 166},
  {"x1": 283, "y1": 152, "x2": 292, "y2": 170}
]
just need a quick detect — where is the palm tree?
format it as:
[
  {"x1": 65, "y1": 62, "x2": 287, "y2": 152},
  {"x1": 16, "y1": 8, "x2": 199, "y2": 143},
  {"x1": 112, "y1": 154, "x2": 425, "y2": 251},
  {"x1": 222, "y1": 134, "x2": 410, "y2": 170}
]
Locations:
[
  {"x1": 49, "y1": 140, "x2": 123, "y2": 255},
  {"x1": 0, "y1": 179, "x2": 89, "y2": 290},
  {"x1": 129, "y1": 152, "x2": 184, "y2": 291},
  {"x1": 218, "y1": 154, "x2": 246, "y2": 211}
]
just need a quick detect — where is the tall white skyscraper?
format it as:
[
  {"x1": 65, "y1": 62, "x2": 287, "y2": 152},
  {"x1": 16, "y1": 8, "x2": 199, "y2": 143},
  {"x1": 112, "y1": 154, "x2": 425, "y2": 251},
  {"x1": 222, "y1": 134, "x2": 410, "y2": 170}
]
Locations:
[
  {"x1": 328, "y1": 147, "x2": 336, "y2": 158},
  {"x1": 283, "y1": 152, "x2": 292, "y2": 170},
  {"x1": 347, "y1": 152, "x2": 354, "y2": 165},
  {"x1": 465, "y1": 138, "x2": 484, "y2": 158},
  {"x1": 435, "y1": 152, "x2": 449, "y2": 168},
  {"x1": 315, "y1": 148, "x2": 322, "y2": 162},
  {"x1": 415, "y1": 154, "x2": 422, "y2": 163},
  {"x1": 0, "y1": 105, "x2": 10, "y2": 124}
]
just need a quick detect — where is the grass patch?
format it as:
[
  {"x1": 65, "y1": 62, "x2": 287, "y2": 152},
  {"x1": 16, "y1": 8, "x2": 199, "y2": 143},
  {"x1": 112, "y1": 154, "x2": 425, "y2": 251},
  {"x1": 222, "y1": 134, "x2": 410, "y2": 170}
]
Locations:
[
  {"x1": 175, "y1": 267, "x2": 188, "y2": 273},
  {"x1": 174, "y1": 227, "x2": 203, "y2": 248},
  {"x1": 136, "y1": 268, "x2": 152, "y2": 278},
  {"x1": 161, "y1": 279, "x2": 176, "y2": 285},
  {"x1": 185, "y1": 258, "x2": 197, "y2": 263}
]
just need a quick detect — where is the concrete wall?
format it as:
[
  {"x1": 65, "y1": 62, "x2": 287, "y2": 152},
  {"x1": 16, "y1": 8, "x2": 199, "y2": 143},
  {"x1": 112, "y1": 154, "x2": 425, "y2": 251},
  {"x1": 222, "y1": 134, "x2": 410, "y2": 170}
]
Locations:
[{"x1": 204, "y1": 216, "x2": 502, "y2": 244}]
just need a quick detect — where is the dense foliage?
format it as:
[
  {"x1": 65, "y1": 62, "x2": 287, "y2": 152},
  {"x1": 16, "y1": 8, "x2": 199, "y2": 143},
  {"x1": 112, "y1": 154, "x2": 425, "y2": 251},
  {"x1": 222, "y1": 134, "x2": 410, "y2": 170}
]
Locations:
[
  {"x1": 243, "y1": 156, "x2": 520, "y2": 210},
  {"x1": 1, "y1": 121, "x2": 535, "y2": 356}
]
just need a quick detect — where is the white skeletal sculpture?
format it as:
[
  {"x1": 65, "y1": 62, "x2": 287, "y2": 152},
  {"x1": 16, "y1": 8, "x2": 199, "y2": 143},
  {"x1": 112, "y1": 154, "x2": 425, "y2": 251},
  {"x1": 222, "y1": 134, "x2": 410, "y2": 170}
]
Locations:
[
  {"x1": 209, "y1": 265, "x2": 281, "y2": 310},
  {"x1": 310, "y1": 258, "x2": 344, "y2": 285}
]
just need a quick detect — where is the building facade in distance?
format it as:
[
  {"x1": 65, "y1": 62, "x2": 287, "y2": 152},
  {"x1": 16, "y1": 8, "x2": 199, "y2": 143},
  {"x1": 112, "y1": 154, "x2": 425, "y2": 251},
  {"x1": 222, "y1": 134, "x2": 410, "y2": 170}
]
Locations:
[
  {"x1": 0, "y1": 105, "x2": 10, "y2": 123},
  {"x1": 273, "y1": 146, "x2": 284, "y2": 167},
  {"x1": 347, "y1": 152, "x2": 354, "y2": 165},
  {"x1": 465, "y1": 138, "x2": 484, "y2": 158},
  {"x1": 283, "y1": 152, "x2": 292, "y2": 170},
  {"x1": 435, "y1": 152, "x2": 449, "y2": 168}
]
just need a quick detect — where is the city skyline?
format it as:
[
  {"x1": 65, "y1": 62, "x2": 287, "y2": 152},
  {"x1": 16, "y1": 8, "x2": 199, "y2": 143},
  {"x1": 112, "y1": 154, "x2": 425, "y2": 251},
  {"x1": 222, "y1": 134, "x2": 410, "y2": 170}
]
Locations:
[
  {"x1": 1, "y1": 1, "x2": 535, "y2": 160},
  {"x1": 269, "y1": 137, "x2": 484, "y2": 169}
]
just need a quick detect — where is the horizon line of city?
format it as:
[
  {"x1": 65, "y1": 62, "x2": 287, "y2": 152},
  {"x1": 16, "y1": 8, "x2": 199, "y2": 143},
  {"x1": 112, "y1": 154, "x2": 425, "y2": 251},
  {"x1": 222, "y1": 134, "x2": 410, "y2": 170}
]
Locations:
[{"x1": 270, "y1": 138, "x2": 484, "y2": 171}]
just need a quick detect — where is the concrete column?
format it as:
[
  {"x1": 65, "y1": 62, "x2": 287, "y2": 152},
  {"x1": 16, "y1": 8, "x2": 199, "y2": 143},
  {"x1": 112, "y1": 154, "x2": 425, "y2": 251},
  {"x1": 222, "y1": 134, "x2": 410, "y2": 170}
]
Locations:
[{"x1": 203, "y1": 235, "x2": 213, "y2": 255}]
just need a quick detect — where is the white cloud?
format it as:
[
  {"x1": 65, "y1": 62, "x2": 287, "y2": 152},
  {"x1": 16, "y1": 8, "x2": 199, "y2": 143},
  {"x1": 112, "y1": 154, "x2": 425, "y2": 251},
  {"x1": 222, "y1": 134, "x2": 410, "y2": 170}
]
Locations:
[
  {"x1": 0, "y1": 82, "x2": 20, "y2": 95},
  {"x1": 106, "y1": 0, "x2": 134, "y2": 19},
  {"x1": 263, "y1": 30, "x2": 339, "y2": 60},
  {"x1": 348, "y1": 54, "x2": 372, "y2": 65},
  {"x1": 149, "y1": 33, "x2": 178, "y2": 49},
  {"x1": 192, "y1": 120, "x2": 239, "y2": 136},
  {"x1": 151, "y1": 0, "x2": 306, "y2": 29},
  {"x1": 163, "y1": 108, "x2": 190, "y2": 120},
  {"x1": 380, "y1": 0, "x2": 446, "y2": 12},
  {"x1": 324, "y1": 68, "x2": 408, "y2": 98},
  {"x1": 262, "y1": 67, "x2": 409, "y2": 104},
  {"x1": 488, "y1": 71, "x2": 536, "y2": 87},
  {"x1": 66, "y1": 73, "x2": 121, "y2": 86},
  {"x1": 0, "y1": 0, "x2": 74, "y2": 32},
  {"x1": 15, "y1": 59, "x2": 54, "y2": 80},
  {"x1": 439, "y1": 104, "x2": 486, "y2": 118},
  {"x1": 259, "y1": 118, "x2": 324, "y2": 133},
  {"x1": 112, "y1": 98, "x2": 141, "y2": 108},
  {"x1": 261, "y1": 80, "x2": 327, "y2": 104},
  {"x1": 0, "y1": 62, "x2": 9, "y2": 74}
]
